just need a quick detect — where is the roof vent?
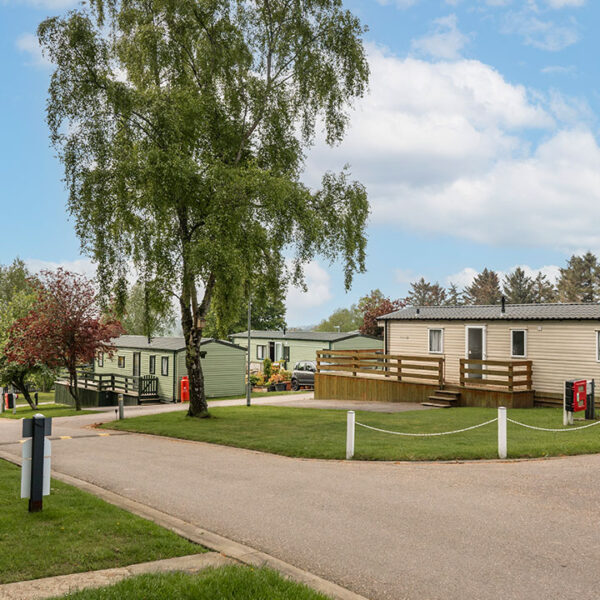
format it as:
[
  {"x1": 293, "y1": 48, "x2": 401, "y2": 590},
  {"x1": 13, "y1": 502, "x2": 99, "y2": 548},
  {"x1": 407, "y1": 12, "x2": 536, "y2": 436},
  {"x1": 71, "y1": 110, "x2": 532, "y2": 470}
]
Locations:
[{"x1": 501, "y1": 296, "x2": 506, "y2": 314}]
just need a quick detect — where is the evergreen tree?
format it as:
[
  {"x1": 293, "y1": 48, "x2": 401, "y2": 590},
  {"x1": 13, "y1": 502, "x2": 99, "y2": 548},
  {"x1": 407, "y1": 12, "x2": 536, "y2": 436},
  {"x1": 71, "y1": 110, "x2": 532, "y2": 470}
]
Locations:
[
  {"x1": 502, "y1": 268, "x2": 535, "y2": 304},
  {"x1": 445, "y1": 283, "x2": 463, "y2": 306},
  {"x1": 557, "y1": 252, "x2": 599, "y2": 302},
  {"x1": 406, "y1": 278, "x2": 446, "y2": 306},
  {"x1": 463, "y1": 268, "x2": 501, "y2": 305},
  {"x1": 531, "y1": 272, "x2": 556, "y2": 303}
]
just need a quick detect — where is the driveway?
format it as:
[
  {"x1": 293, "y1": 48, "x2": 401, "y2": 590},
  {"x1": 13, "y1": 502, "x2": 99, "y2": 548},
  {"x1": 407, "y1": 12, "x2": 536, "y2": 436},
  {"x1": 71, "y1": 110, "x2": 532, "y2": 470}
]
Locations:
[{"x1": 1, "y1": 399, "x2": 599, "y2": 600}]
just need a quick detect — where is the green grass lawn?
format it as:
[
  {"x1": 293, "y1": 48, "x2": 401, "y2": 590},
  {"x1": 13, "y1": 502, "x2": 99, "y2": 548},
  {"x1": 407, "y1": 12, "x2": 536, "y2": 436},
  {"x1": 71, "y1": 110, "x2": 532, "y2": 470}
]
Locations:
[
  {"x1": 207, "y1": 390, "x2": 309, "y2": 402},
  {"x1": 104, "y1": 405, "x2": 600, "y2": 461},
  {"x1": 0, "y1": 459, "x2": 202, "y2": 584},
  {"x1": 14, "y1": 391, "x2": 55, "y2": 406},
  {"x1": 50, "y1": 567, "x2": 331, "y2": 600},
  {"x1": 0, "y1": 403, "x2": 94, "y2": 419}
]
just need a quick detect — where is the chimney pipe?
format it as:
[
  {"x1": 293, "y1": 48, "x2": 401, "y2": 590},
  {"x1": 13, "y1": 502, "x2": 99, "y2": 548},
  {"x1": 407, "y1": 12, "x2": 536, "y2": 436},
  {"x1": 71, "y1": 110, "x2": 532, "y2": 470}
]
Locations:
[
  {"x1": 501, "y1": 296, "x2": 506, "y2": 314},
  {"x1": 416, "y1": 308, "x2": 420, "y2": 315}
]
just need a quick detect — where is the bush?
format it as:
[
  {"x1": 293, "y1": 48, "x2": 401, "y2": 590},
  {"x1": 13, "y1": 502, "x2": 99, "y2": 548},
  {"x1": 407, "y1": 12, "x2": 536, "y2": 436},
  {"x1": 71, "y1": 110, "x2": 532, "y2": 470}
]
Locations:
[{"x1": 263, "y1": 358, "x2": 272, "y2": 381}]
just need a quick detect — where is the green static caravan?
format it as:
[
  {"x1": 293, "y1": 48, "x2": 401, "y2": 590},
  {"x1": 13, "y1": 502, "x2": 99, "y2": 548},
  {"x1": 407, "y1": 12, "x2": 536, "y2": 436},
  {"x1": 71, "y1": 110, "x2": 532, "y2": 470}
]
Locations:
[
  {"x1": 95, "y1": 335, "x2": 247, "y2": 402},
  {"x1": 228, "y1": 330, "x2": 383, "y2": 369}
]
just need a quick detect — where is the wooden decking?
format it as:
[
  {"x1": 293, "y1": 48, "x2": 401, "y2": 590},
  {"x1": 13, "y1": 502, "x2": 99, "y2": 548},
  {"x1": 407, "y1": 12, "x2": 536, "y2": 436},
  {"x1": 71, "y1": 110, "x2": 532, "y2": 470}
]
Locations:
[
  {"x1": 56, "y1": 371, "x2": 159, "y2": 399},
  {"x1": 315, "y1": 350, "x2": 534, "y2": 408}
]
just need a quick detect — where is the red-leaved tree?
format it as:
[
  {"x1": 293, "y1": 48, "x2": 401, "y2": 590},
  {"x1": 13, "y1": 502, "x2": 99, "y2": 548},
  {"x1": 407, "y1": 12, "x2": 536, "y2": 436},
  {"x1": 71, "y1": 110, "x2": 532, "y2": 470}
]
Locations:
[
  {"x1": 358, "y1": 289, "x2": 405, "y2": 338},
  {"x1": 7, "y1": 269, "x2": 123, "y2": 410}
]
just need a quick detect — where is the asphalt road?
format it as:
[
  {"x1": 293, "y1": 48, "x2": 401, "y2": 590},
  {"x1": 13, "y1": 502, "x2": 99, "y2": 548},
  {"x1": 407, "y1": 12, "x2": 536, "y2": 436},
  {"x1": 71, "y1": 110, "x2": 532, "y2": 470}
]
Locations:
[{"x1": 1, "y1": 401, "x2": 600, "y2": 600}]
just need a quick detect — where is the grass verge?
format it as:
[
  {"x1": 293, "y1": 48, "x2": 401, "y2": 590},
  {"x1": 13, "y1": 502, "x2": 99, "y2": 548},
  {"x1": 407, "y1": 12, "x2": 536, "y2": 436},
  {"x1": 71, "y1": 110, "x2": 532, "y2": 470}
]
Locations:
[
  {"x1": 207, "y1": 390, "x2": 309, "y2": 402},
  {"x1": 1, "y1": 403, "x2": 94, "y2": 419},
  {"x1": 104, "y1": 405, "x2": 600, "y2": 461},
  {"x1": 0, "y1": 459, "x2": 202, "y2": 584},
  {"x1": 50, "y1": 567, "x2": 332, "y2": 600}
]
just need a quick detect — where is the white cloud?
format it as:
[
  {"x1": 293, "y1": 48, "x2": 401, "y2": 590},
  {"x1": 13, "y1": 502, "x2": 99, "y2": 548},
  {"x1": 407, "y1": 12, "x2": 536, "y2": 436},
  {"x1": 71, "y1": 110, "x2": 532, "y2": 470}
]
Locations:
[
  {"x1": 501, "y1": 12, "x2": 579, "y2": 51},
  {"x1": 395, "y1": 269, "x2": 423, "y2": 284},
  {"x1": 541, "y1": 65, "x2": 576, "y2": 75},
  {"x1": 411, "y1": 14, "x2": 470, "y2": 60},
  {"x1": 16, "y1": 33, "x2": 52, "y2": 68},
  {"x1": 545, "y1": 0, "x2": 585, "y2": 8},
  {"x1": 446, "y1": 268, "x2": 479, "y2": 289},
  {"x1": 304, "y1": 45, "x2": 600, "y2": 255},
  {"x1": 285, "y1": 261, "x2": 333, "y2": 324},
  {"x1": 375, "y1": 0, "x2": 421, "y2": 8},
  {"x1": 25, "y1": 258, "x2": 96, "y2": 279}
]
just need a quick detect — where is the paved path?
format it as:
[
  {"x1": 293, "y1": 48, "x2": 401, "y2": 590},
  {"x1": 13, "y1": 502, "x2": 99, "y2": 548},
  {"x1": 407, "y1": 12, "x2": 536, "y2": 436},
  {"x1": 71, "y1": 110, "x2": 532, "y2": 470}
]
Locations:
[{"x1": 1, "y1": 400, "x2": 600, "y2": 600}]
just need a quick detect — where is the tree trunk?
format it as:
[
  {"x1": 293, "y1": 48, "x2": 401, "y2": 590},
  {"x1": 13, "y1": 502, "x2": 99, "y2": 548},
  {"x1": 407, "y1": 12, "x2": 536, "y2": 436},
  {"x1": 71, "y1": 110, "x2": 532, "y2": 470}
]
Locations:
[
  {"x1": 11, "y1": 376, "x2": 35, "y2": 410},
  {"x1": 67, "y1": 367, "x2": 81, "y2": 411}
]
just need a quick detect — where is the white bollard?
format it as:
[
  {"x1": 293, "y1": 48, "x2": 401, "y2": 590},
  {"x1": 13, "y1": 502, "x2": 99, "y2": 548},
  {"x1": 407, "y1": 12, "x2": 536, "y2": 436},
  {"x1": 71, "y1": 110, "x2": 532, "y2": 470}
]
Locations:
[
  {"x1": 498, "y1": 406, "x2": 507, "y2": 459},
  {"x1": 346, "y1": 411, "x2": 355, "y2": 460}
]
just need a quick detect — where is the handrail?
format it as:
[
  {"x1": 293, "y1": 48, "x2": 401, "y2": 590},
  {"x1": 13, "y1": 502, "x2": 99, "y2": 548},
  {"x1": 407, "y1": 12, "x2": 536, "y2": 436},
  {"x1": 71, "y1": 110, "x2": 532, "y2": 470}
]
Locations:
[
  {"x1": 459, "y1": 358, "x2": 532, "y2": 392},
  {"x1": 56, "y1": 370, "x2": 159, "y2": 397},
  {"x1": 316, "y1": 350, "x2": 444, "y2": 386}
]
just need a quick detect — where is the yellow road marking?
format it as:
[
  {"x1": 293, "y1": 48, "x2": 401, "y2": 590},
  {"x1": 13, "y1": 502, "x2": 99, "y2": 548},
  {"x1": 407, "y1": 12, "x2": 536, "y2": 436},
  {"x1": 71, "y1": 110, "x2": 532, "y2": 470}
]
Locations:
[
  {"x1": 19, "y1": 439, "x2": 26, "y2": 444},
  {"x1": 60, "y1": 436, "x2": 72, "y2": 440},
  {"x1": 98, "y1": 433, "x2": 110, "y2": 437}
]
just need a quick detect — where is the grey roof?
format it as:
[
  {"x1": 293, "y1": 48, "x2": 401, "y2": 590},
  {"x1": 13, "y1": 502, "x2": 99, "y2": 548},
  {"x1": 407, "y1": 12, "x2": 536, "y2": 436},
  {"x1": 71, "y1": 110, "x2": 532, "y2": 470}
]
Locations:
[
  {"x1": 230, "y1": 330, "x2": 380, "y2": 342},
  {"x1": 378, "y1": 303, "x2": 600, "y2": 322},
  {"x1": 112, "y1": 335, "x2": 246, "y2": 352}
]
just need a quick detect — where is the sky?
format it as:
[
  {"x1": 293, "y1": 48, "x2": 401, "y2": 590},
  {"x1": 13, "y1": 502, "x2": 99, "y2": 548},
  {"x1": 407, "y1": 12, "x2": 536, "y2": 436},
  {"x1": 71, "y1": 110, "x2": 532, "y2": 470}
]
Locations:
[{"x1": 1, "y1": 0, "x2": 600, "y2": 327}]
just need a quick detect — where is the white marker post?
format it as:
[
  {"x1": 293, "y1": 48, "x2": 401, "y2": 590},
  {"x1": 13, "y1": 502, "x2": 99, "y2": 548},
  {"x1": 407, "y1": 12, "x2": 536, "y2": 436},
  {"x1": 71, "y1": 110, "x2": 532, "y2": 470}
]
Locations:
[
  {"x1": 498, "y1": 406, "x2": 507, "y2": 459},
  {"x1": 346, "y1": 411, "x2": 355, "y2": 460}
]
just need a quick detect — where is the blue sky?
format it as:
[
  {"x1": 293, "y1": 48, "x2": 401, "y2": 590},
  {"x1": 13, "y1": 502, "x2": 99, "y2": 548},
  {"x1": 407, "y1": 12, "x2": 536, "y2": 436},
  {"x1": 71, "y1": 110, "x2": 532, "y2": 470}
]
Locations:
[{"x1": 1, "y1": 0, "x2": 600, "y2": 326}]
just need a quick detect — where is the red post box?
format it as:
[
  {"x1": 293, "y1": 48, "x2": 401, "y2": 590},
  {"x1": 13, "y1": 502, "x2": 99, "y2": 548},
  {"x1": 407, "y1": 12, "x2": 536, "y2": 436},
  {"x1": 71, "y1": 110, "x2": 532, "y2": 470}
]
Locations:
[
  {"x1": 180, "y1": 376, "x2": 190, "y2": 403},
  {"x1": 566, "y1": 379, "x2": 587, "y2": 412}
]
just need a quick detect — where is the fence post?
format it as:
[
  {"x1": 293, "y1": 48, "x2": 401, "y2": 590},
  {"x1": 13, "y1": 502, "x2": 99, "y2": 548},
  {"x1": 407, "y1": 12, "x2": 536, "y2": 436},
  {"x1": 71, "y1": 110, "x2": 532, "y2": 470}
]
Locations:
[
  {"x1": 498, "y1": 406, "x2": 507, "y2": 459},
  {"x1": 352, "y1": 353, "x2": 358, "y2": 377},
  {"x1": 508, "y1": 364, "x2": 514, "y2": 392},
  {"x1": 346, "y1": 411, "x2": 355, "y2": 460},
  {"x1": 397, "y1": 358, "x2": 402, "y2": 382}
]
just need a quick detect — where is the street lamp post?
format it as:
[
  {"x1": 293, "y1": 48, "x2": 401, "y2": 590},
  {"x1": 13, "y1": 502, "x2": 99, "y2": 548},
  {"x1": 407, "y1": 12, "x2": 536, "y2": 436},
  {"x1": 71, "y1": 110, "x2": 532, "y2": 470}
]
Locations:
[{"x1": 246, "y1": 294, "x2": 252, "y2": 407}]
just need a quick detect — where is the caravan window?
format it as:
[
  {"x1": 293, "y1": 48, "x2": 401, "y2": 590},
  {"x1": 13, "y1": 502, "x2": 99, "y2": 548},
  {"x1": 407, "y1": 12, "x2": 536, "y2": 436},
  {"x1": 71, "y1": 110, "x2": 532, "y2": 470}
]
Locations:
[
  {"x1": 428, "y1": 329, "x2": 443, "y2": 354},
  {"x1": 511, "y1": 330, "x2": 526, "y2": 358},
  {"x1": 257, "y1": 345, "x2": 266, "y2": 360},
  {"x1": 161, "y1": 357, "x2": 169, "y2": 376}
]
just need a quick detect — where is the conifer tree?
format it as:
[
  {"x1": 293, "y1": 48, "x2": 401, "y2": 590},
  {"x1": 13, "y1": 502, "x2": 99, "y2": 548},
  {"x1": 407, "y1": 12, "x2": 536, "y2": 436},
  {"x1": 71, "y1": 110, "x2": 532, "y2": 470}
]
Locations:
[
  {"x1": 445, "y1": 283, "x2": 463, "y2": 306},
  {"x1": 557, "y1": 252, "x2": 598, "y2": 302},
  {"x1": 531, "y1": 272, "x2": 556, "y2": 303},
  {"x1": 502, "y1": 268, "x2": 534, "y2": 304},
  {"x1": 406, "y1": 278, "x2": 446, "y2": 306},
  {"x1": 463, "y1": 268, "x2": 501, "y2": 305}
]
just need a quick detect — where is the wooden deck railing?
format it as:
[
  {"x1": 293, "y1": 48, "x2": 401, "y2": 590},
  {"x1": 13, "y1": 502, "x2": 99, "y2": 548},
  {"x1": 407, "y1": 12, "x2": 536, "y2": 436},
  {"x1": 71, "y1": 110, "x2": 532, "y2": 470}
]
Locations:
[
  {"x1": 316, "y1": 350, "x2": 444, "y2": 387},
  {"x1": 459, "y1": 359, "x2": 532, "y2": 392},
  {"x1": 57, "y1": 370, "x2": 159, "y2": 399}
]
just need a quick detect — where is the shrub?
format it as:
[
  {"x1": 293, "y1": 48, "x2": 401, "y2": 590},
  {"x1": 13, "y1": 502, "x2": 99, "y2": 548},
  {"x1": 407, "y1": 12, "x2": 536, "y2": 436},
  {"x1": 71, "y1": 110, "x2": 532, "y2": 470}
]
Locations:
[{"x1": 263, "y1": 358, "x2": 272, "y2": 381}]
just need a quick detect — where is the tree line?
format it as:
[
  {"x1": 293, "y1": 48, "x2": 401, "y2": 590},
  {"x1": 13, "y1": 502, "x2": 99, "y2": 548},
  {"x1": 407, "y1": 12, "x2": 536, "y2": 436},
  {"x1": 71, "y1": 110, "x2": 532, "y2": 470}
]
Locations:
[{"x1": 406, "y1": 252, "x2": 600, "y2": 306}]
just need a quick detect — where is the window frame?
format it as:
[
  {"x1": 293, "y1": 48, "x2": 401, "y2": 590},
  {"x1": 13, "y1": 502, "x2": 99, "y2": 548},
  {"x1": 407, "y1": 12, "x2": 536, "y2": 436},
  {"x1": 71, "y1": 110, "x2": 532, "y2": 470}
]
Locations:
[
  {"x1": 149, "y1": 355, "x2": 156, "y2": 375},
  {"x1": 428, "y1": 328, "x2": 444, "y2": 354},
  {"x1": 161, "y1": 356, "x2": 169, "y2": 376},
  {"x1": 257, "y1": 345, "x2": 266, "y2": 360},
  {"x1": 596, "y1": 331, "x2": 600, "y2": 362},
  {"x1": 510, "y1": 329, "x2": 527, "y2": 358},
  {"x1": 117, "y1": 356, "x2": 125, "y2": 369},
  {"x1": 97, "y1": 352, "x2": 104, "y2": 368}
]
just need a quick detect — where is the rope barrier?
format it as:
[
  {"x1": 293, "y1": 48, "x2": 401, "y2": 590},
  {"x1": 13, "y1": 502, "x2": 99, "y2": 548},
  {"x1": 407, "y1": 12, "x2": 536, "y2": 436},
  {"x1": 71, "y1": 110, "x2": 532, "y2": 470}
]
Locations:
[
  {"x1": 507, "y1": 417, "x2": 600, "y2": 433},
  {"x1": 354, "y1": 418, "x2": 498, "y2": 437}
]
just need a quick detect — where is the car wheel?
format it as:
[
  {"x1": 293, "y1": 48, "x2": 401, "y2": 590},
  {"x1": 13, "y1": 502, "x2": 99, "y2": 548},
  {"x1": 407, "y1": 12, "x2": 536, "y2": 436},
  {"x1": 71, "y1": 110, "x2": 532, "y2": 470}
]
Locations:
[{"x1": 291, "y1": 379, "x2": 300, "y2": 391}]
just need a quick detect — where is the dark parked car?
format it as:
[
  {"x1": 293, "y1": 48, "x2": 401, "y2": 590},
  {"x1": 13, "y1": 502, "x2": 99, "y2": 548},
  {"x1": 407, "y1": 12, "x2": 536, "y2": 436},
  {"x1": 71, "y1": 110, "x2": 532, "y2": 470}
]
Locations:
[{"x1": 291, "y1": 361, "x2": 316, "y2": 391}]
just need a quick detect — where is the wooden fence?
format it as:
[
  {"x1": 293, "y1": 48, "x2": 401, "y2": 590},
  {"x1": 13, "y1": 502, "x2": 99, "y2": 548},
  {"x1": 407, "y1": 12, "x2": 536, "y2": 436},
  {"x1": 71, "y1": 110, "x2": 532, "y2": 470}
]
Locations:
[
  {"x1": 57, "y1": 370, "x2": 159, "y2": 399},
  {"x1": 316, "y1": 350, "x2": 444, "y2": 387},
  {"x1": 459, "y1": 359, "x2": 532, "y2": 392}
]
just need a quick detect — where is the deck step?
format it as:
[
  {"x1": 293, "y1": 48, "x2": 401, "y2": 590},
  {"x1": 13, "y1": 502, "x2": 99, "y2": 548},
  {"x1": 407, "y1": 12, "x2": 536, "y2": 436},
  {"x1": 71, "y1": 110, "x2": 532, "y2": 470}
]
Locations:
[
  {"x1": 422, "y1": 390, "x2": 461, "y2": 408},
  {"x1": 433, "y1": 389, "x2": 461, "y2": 398}
]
